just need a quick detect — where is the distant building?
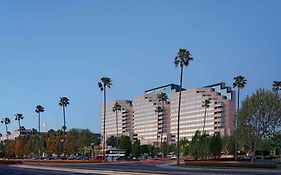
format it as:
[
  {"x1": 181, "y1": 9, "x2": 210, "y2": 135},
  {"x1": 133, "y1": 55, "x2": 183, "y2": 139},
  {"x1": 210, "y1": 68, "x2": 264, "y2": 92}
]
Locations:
[{"x1": 2, "y1": 129, "x2": 33, "y2": 140}]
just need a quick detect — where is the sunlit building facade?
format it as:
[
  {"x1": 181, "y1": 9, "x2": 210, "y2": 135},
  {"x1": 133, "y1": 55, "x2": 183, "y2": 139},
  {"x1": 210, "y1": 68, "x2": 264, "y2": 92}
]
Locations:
[
  {"x1": 100, "y1": 100, "x2": 133, "y2": 141},
  {"x1": 170, "y1": 82, "x2": 235, "y2": 141},
  {"x1": 100, "y1": 82, "x2": 235, "y2": 145}
]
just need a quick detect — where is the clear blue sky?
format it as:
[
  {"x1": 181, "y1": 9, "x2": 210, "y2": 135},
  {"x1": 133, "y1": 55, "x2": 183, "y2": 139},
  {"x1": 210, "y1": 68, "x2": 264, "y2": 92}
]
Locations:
[{"x1": 0, "y1": 1, "x2": 280, "y2": 133}]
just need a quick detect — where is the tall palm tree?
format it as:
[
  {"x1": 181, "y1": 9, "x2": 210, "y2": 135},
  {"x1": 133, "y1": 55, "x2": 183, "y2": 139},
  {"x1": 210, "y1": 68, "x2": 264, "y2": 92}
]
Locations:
[
  {"x1": 272, "y1": 81, "x2": 281, "y2": 94},
  {"x1": 113, "y1": 102, "x2": 121, "y2": 147},
  {"x1": 1, "y1": 117, "x2": 11, "y2": 140},
  {"x1": 59, "y1": 96, "x2": 70, "y2": 138},
  {"x1": 233, "y1": 75, "x2": 247, "y2": 162},
  {"x1": 35, "y1": 105, "x2": 44, "y2": 134},
  {"x1": 98, "y1": 76, "x2": 112, "y2": 158},
  {"x1": 155, "y1": 106, "x2": 162, "y2": 146},
  {"x1": 174, "y1": 48, "x2": 193, "y2": 165},
  {"x1": 157, "y1": 92, "x2": 168, "y2": 156},
  {"x1": 14, "y1": 113, "x2": 24, "y2": 131},
  {"x1": 202, "y1": 99, "x2": 211, "y2": 133}
]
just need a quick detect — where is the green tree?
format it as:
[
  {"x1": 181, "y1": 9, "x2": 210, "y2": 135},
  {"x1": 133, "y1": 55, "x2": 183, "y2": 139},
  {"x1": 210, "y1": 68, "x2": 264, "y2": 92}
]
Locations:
[
  {"x1": 189, "y1": 131, "x2": 201, "y2": 160},
  {"x1": 132, "y1": 139, "x2": 141, "y2": 158},
  {"x1": 179, "y1": 139, "x2": 189, "y2": 156},
  {"x1": 98, "y1": 76, "x2": 112, "y2": 158},
  {"x1": 174, "y1": 48, "x2": 193, "y2": 164},
  {"x1": 106, "y1": 135, "x2": 118, "y2": 148},
  {"x1": 78, "y1": 129, "x2": 100, "y2": 147},
  {"x1": 59, "y1": 97, "x2": 70, "y2": 138},
  {"x1": 210, "y1": 133, "x2": 222, "y2": 159},
  {"x1": 14, "y1": 113, "x2": 24, "y2": 131},
  {"x1": 64, "y1": 129, "x2": 79, "y2": 156},
  {"x1": 233, "y1": 75, "x2": 247, "y2": 161},
  {"x1": 237, "y1": 89, "x2": 281, "y2": 163},
  {"x1": 161, "y1": 142, "x2": 169, "y2": 157},
  {"x1": 168, "y1": 143, "x2": 176, "y2": 155},
  {"x1": 222, "y1": 135, "x2": 235, "y2": 155},
  {"x1": 140, "y1": 145, "x2": 149, "y2": 155},
  {"x1": 113, "y1": 102, "x2": 121, "y2": 146},
  {"x1": 148, "y1": 144, "x2": 156, "y2": 157},
  {"x1": 189, "y1": 131, "x2": 210, "y2": 160},
  {"x1": 272, "y1": 81, "x2": 281, "y2": 94},
  {"x1": 119, "y1": 135, "x2": 131, "y2": 157}
]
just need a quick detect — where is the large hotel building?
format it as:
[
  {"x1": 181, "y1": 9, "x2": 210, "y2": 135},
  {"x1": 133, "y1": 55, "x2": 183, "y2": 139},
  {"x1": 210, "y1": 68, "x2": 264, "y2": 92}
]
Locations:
[{"x1": 100, "y1": 82, "x2": 235, "y2": 145}]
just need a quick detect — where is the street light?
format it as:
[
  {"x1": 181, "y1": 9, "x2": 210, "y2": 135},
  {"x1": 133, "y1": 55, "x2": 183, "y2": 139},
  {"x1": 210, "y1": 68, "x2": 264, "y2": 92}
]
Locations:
[{"x1": 43, "y1": 123, "x2": 48, "y2": 132}]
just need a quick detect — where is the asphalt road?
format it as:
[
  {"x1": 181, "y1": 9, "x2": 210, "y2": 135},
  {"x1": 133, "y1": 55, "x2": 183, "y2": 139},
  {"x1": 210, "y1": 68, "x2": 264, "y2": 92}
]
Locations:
[
  {"x1": 15, "y1": 161, "x2": 281, "y2": 175},
  {"x1": 0, "y1": 164, "x2": 101, "y2": 175}
]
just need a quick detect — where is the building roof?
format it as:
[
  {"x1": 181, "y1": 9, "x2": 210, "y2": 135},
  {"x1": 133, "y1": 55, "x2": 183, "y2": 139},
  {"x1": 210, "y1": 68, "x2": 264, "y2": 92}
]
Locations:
[{"x1": 145, "y1": 83, "x2": 184, "y2": 93}]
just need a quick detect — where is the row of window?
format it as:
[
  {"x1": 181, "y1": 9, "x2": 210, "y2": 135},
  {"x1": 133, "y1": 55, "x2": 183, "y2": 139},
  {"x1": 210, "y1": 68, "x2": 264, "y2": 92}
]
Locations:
[
  {"x1": 171, "y1": 112, "x2": 214, "y2": 120},
  {"x1": 171, "y1": 122, "x2": 214, "y2": 130}
]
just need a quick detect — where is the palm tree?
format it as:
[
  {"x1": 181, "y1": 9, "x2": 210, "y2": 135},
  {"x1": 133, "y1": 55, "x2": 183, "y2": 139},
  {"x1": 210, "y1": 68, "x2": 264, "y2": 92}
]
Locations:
[
  {"x1": 272, "y1": 81, "x2": 281, "y2": 94},
  {"x1": 174, "y1": 48, "x2": 193, "y2": 165},
  {"x1": 59, "y1": 96, "x2": 70, "y2": 138},
  {"x1": 14, "y1": 113, "x2": 24, "y2": 131},
  {"x1": 1, "y1": 117, "x2": 11, "y2": 140},
  {"x1": 202, "y1": 99, "x2": 211, "y2": 133},
  {"x1": 98, "y1": 76, "x2": 112, "y2": 158},
  {"x1": 113, "y1": 102, "x2": 121, "y2": 147},
  {"x1": 233, "y1": 75, "x2": 247, "y2": 162},
  {"x1": 157, "y1": 92, "x2": 168, "y2": 156},
  {"x1": 35, "y1": 105, "x2": 44, "y2": 134},
  {"x1": 155, "y1": 106, "x2": 162, "y2": 146}
]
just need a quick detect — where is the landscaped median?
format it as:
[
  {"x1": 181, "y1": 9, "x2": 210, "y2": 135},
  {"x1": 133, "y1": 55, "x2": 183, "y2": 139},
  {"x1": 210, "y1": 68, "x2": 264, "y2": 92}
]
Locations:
[
  {"x1": 184, "y1": 160, "x2": 277, "y2": 169},
  {"x1": 0, "y1": 159, "x2": 23, "y2": 165}
]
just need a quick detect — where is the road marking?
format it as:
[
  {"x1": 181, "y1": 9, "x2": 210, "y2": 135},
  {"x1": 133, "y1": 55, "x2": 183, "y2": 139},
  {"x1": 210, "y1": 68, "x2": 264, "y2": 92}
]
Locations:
[{"x1": 10, "y1": 165, "x2": 168, "y2": 175}]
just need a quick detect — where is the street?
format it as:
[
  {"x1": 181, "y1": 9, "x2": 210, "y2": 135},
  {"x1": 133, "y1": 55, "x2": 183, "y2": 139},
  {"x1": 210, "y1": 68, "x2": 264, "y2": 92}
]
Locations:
[{"x1": 5, "y1": 161, "x2": 281, "y2": 175}]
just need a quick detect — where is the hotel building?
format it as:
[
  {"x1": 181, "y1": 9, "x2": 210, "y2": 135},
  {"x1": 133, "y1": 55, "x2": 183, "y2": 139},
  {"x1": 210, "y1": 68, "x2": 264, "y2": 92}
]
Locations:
[{"x1": 100, "y1": 82, "x2": 235, "y2": 145}]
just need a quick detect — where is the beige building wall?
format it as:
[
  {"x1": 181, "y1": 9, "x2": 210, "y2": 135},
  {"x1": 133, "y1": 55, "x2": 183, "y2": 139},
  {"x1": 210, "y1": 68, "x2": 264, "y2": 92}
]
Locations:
[
  {"x1": 100, "y1": 100, "x2": 133, "y2": 142},
  {"x1": 132, "y1": 94, "x2": 170, "y2": 145},
  {"x1": 170, "y1": 84, "x2": 235, "y2": 141}
]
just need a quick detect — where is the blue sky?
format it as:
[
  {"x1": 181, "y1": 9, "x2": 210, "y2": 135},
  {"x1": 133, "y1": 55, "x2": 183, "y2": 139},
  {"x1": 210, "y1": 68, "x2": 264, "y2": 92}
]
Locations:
[{"x1": 0, "y1": 1, "x2": 280, "y2": 133}]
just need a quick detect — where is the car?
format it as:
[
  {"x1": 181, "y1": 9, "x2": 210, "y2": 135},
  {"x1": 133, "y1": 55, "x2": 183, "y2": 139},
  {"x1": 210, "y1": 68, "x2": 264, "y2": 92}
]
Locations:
[{"x1": 90, "y1": 155, "x2": 103, "y2": 160}]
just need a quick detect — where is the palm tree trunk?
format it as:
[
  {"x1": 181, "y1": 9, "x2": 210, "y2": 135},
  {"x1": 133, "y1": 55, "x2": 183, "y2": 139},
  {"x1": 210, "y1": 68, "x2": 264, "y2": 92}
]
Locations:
[
  {"x1": 203, "y1": 107, "x2": 207, "y2": 133},
  {"x1": 103, "y1": 87, "x2": 106, "y2": 159},
  {"x1": 38, "y1": 112, "x2": 41, "y2": 161},
  {"x1": 157, "y1": 112, "x2": 159, "y2": 145},
  {"x1": 161, "y1": 101, "x2": 164, "y2": 157},
  {"x1": 203, "y1": 107, "x2": 207, "y2": 159},
  {"x1": 19, "y1": 120, "x2": 21, "y2": 131},
  {"x1": 235, "y1": 88, "x2": 240, "y2": 162},
  {"x1": 5, "y1": 124, "x2": 8, "y2": 140},
  {"x1": 115, "y1": 110, "x2": 118, "y2": 147},
  {"x1": 63, "y1": 105, "x2": 66, "y2": 139},
  {"x1": 38, "y1": 113, "x2": 41, "y2": 134},
  {"x1": 177, "y1": 65, "x2": 183, "y2": 165}
]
